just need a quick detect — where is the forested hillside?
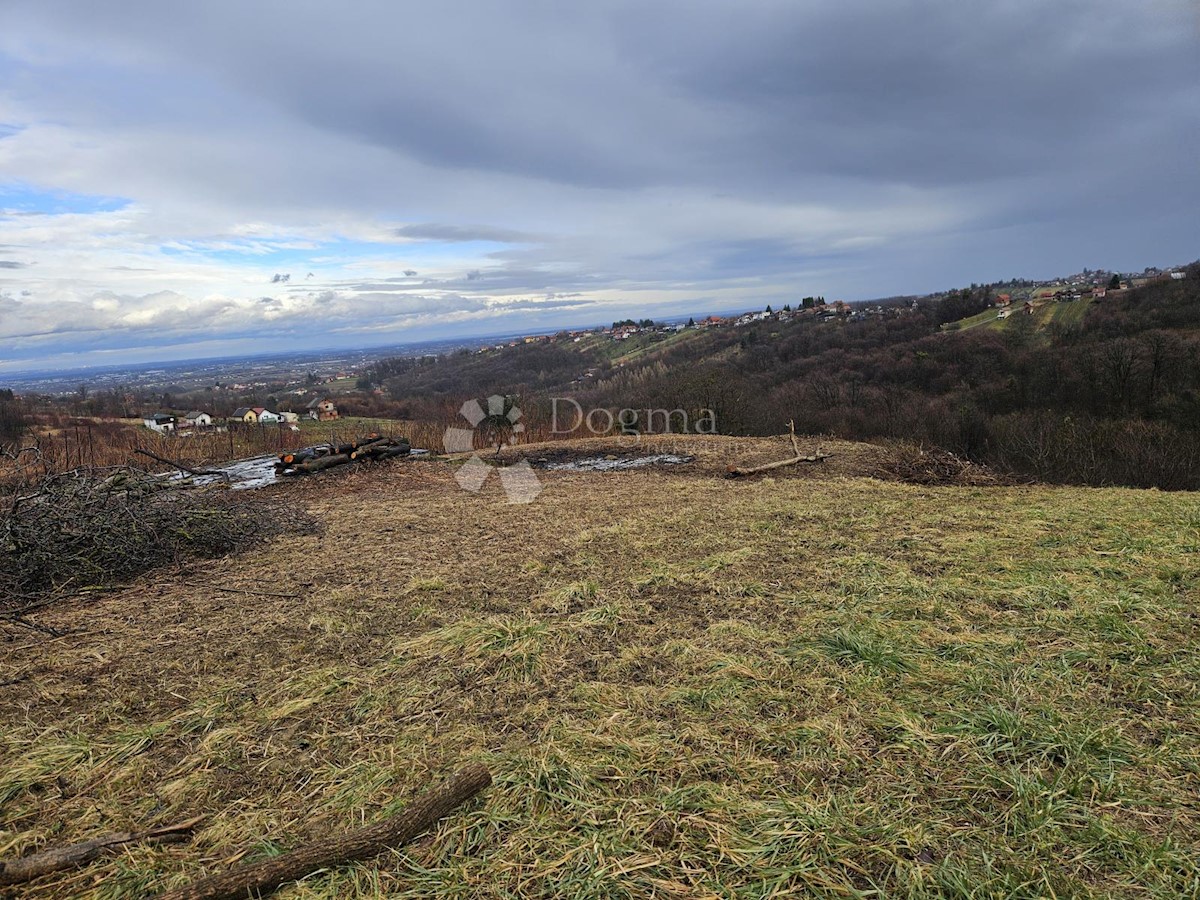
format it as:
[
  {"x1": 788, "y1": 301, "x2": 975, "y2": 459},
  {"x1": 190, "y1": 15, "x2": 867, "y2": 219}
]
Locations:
[{"x1": 365, "y1": 266, "x2": 1200, "y2": 489}]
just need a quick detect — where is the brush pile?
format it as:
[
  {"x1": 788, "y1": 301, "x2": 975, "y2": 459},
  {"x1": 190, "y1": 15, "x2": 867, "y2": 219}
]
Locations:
[
  {"x1": 1, "y1": 467, "x2": 320, "y2": 613},
  {"x1": 872, "y1": 442, "x2": 1010, "y2": 486},
  {"x1": 276, "y1": 434, "x2": 411, "y2": 477}
]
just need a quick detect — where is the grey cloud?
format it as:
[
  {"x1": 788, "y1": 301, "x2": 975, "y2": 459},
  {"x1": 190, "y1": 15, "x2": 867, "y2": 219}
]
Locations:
[
  {"x1": 0, "y1": 261, "x2": 29, "y2": 269},
  {"x1": 394, "y1": 224, "x2": 537, "y2": 244},
  {"x1": 0, "y1": 0, "x2": 1196, "y2": 367},
  {"x1": 31, "y1": 0, "x2": 1187, "y2": 198}
]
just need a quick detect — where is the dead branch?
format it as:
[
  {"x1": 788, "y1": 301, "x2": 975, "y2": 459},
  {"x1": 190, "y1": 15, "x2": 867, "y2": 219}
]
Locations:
[
  {"x1": 0, "y1": 614, "x2": 70, "y2": 638},
  {"x1": 133, "y1": 449, "x2": 229, "y2": 480},
  {"x1": 156, "y1": 762, "x2": 491, "y2": 900},
  {"x1": 0, "y1": 817, "x2": 204, "y2": 885},
  {"x1": 726, "y1": 453, "x2": 831, "y2": 478}
]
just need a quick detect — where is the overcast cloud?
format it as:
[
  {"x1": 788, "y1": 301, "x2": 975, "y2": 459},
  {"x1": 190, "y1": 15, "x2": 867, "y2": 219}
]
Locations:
[{"x1": 0, "y1": 0, "x2": 1197, "y2": 371}]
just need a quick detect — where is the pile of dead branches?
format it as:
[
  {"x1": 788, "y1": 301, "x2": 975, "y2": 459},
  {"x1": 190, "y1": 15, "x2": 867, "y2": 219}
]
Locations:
[
  {"x1": 0, "y1": 468, "x2": 321, "y2": 615},
  {"x1": 872, "y1": 442, "x2": 1011, "y2": 487}
]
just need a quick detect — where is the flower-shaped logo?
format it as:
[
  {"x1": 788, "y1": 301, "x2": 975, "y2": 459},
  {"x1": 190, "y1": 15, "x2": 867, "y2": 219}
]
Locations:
[{"x1": 443, "y1": 395, "x2": 542, "y2": 503}]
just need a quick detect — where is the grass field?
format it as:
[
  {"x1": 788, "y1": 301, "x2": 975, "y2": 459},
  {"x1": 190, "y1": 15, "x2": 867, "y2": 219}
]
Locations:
[
  {"x1": 952, "y1": 300, "x2": 1093, "y2": 335},
  {"x1": 2, "y1": 436, "x2": 1199, "y2": 898}
]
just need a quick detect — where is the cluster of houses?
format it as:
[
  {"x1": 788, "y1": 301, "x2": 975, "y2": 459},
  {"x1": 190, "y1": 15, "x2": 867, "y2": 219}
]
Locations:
[
  {"x1": 990, "y1": 268, "x2": 1189, "y2": 320},
  {"x1": 607, "y1": 302, "x2": 859, "y2": 341},
  {"x1": 141, "y1": 398, "x2": 339, "y2": 434}
]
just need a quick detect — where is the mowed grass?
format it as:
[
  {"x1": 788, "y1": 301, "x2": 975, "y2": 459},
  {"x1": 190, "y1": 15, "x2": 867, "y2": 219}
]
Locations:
[
  {"x1": 2, "y1": 443, "x2": 1200, "y2": 898},
  {"x1": 953, "y1": 300, "x2": 1092, "y2": 335}
]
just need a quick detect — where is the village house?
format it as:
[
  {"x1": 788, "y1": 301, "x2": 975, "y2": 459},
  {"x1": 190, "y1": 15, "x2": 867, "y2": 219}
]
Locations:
[
  {"x1": 256, "y1": 408, "x2": 282, "y2": 424},
  {"x1": 735, "y1": 311, "x2": 770, "y2": 326},
  {"x1": 231, "y1": 407, "x2": 258, "y2": 423},
  {"x1": 183, "y1": 410, "x2": 212, "y2": 428},
  {"x1": 307, "y1": 397, "x2": 339, "y2": 421},
  {"x1": 142, "y1": 413, "x2": 176, "y2": 433}
]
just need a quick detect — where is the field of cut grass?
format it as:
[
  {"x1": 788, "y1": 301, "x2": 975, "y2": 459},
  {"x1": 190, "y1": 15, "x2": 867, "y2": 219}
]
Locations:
[
  {"x1": 952, "y1": 300, "x2": 1093, "y2": 335},
  {"x1": 2, "y1": 436, "x2": 1199, "y2": 898}
]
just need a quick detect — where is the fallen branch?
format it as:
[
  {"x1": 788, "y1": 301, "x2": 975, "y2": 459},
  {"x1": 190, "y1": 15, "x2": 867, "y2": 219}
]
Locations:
[
  {"x1": 157, "y1": 762, "x2": 491, "y2": 900},
  {"x1": 133, "y1": 449, "x2": 229, "y2": 480},
  {"x1": 726, "y1": 453, "x2": 831, "y2": 478},
  {"x1": 0, "y1": 817, "x2": 204, "y2": 885},
  {"x1": 0, "y1": 614, "x2": 70, "y2": 638}
]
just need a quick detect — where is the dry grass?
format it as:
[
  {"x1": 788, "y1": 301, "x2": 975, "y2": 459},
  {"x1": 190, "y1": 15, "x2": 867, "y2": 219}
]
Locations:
[{"x1": 2, "y1": 436, "x2": 1199, "y2": 898}]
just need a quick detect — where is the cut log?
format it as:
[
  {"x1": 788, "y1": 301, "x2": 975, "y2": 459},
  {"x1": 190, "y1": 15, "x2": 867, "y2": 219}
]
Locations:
[
  {"x1": 351, "y1": 440, "x2": 410, "y2": 460},
  {"x1": 371, "y1": 445, "x2": 412, "y2": 461},
  {"x1": 276, "y1": 435, "x2": 410, "y2": 475},
  {"x1": 279, "y1": 447, "x2": 320, "y2": 465},
  {"x1": 280, "y1": 452, "x2": 352, "y2": 476},
  {"x1": 0, "y1": 817, "x2": 203, "y2": 885},
  {"x1": 331, "y1": 434, "x2": 384, "y2": 455},
  {"x1": 726, "y1": 453, "x2": 831, "y2": 478},
  {"x1": 156, "y1": 762, "x2": 491, "y2": 900}
]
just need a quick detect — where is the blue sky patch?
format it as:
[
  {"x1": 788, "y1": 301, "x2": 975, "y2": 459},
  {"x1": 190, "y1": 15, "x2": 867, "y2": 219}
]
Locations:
[{"x1": 0, "y1": 182, "x2": 129, "y2": 216}]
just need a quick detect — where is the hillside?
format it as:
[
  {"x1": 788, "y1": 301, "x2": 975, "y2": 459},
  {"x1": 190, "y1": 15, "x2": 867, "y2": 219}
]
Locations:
[
  {"x1": 361, "y1": 271, "x2": 1200, "y2": 490},
  {"x1": 951, "y1": 298, "x2": 1092, "y2": 334},
  {"x1": 3, "y1": 438, "x2": 1199, "y2": 897}
]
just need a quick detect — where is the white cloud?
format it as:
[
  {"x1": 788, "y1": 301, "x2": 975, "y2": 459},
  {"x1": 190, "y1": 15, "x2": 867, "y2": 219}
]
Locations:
[{"x1": 0, "y1": 0, "x2": 1196, "y2": 369}]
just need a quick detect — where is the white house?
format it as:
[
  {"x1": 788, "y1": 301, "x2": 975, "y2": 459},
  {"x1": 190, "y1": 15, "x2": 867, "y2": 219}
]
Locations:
[
  {"x1": 257, "y1": 409, "x2": 282, "y2": 424},
  {"x1": 183, "y1": 410, "x2": 213, "y2": 427},
  {"x1": 142, "y1": 413, "x2": 176, "y2": 433}
]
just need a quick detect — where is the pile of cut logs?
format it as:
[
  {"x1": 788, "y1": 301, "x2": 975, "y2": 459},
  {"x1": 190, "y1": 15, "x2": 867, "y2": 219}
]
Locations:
[{"x1": 276, "y1": 434, "x2": 411, "y2": 477}]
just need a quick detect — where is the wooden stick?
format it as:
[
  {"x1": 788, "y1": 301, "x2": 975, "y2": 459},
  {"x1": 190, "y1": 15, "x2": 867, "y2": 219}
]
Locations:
[
  {"x1": 156, "y1": 762, "x2": 491, "y2": 900},
  {"x1": 787, "y1": 420, "x2": 801, "y2": 458},
  {"x1": 133, "y1": 449, "x2": 229, "y2": 480},
  {"x1": 726, "y1": 453, "x2": 831, "y2": 478},
  {"x1": 0, "y1": 817, "x2": 204, "y2": 885}
]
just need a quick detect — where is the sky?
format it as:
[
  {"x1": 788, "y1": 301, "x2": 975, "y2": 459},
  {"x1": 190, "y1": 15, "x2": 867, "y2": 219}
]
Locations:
[{"x1": 1, "y1": 0, "x2": 1198, "y2": 372}]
